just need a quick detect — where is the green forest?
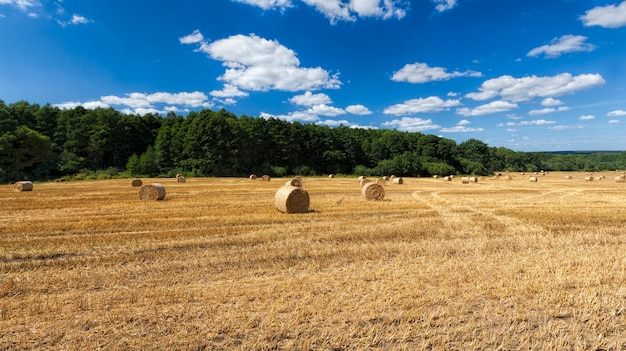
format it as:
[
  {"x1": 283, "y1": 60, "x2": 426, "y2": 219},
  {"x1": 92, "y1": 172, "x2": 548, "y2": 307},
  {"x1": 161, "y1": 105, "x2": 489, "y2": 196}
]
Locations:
[{"x1": 1, "y1": 99, "x2": 626, "y2": 183}]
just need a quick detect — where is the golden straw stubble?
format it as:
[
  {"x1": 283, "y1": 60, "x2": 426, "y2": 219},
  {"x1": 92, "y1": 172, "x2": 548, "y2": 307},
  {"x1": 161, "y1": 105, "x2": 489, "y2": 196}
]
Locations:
[
  {"x1": 362, "y1": 182, "x2": 385, "y2": 200},
  {"x1": 138, "y1": 183, "x2": 166, "y2": 201},
  {"x1": 274, "y1": 185, "x2": 309, "y2": 213}
]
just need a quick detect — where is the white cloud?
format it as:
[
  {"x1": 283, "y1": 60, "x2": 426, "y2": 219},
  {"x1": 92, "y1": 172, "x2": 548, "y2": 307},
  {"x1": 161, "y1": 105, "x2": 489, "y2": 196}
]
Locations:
[
  {"x1": 54, "y1": 100, "x2": 109, "y2": 110},
  {"x1": 465, "y1": 73, "x2": 605, "y2": 102},
  {"x1": 518, "y1": 119, "x2": 556, "y2": 126},
  {"x1": 233, "y1": 0, "x2": 407, "y2": 22},
  {"x1": 210, "y1": 84, "x2": 249, "y2": 98},
  {"x1": 457, "y1": 119, "x2": 470, "y2": 126},
  {"x1": 528, "y1": 106, "x2": 570, "y2": 116},
  {"x1": 100, "y1": 92, "x2": 211, "y2": 108},
  {"x1": 527, "y1": 35, "x2": 595, "y2": 58},
  {"x1": 0, "y1": 0, "x2": 39, "y2": 11},
  {"x1": 548, "y1": 125, "x2": 587, "y2": 130},
  {"x1": 345, "y1": 104, "x2": 372, "y2": 115},
  {"x1": 289, "y1": 91, "x2": 332, "y2": 106},
  {"x1": 308, "y1": 104, "x2": 346, "y2": 117},
  {"x1": 608, "y1": 119, "x2": 620, "y2": 124},
  {"x1": 432, "y1": 0, "x2": 457, "y2": 12},
  {"x1": 607, "y1": 109, "x2": 626, "y2": 117},
  {"x1": 581, "y1": 2, "x2": 626, "y2": 28},
  {"x1": 391, "y1": 62, "x2": 482, "y2": 84},
  {"x1": 179, "y1": 29, "x2": 204, "y2": 44},
  {"x1": 383, "y1": 96, "x2": 460, "y2": 115},
  {"x1": 541, "y1": 97, "x2": 563, "y2": 107},
  {"x1": 232, "y1": 0, "x2": 293, "y2": 10},
  {"x1": 506, "y1": 128, "x2": 517, "y2": 132},
  {"x1": 260, "y1": 110, "x2": 319, "y2": 122},
  {"x1": 440, "y1": 119, "x2": 484, "y2": 133},
  {"x1": 578, "y1": 115, "x2": 595, "y2": 121},
  {"x1": 456, "y1": 100, "x2": 518, "y2": 116},
  {"x1": 70, "y1": 14, "x2": 89, "y2": 24},
  {"x1": 382, "y1": 117, "x2": 441, "y2": 132},
  {"x1": 183, "y1": 32, "x2": 340, "y2": 96}
]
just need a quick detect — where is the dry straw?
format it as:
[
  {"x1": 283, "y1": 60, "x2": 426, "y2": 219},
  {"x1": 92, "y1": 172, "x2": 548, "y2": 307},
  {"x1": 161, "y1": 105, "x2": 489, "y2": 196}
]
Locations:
[
  {"x1": 362, "y1": 182, "x2": 385, "y2": 200},
  {"x1": 262, "y1": 175, "x2": 271, "y2": 181},
  {"x1": 392, "y1": 177, "x2": 403, "y2": 184},
  {"x1": 138, "y1": 183, "x2": 166, "y2": 201},
  {"x1": 274, "y1": 185, "x2": 309, "y2": 213},
  {"x1": 13, "y1": 181, "x2": 33, "y2": 192},
  {"x1": 131, "y1": 179, "x2": 143, "y2": 187},
  {"x1": 285, "y1": 177, "x2": 302, "y2": 187},
  {"x1": 376, "y1": 178, "x2": 386, "y2": 185}
]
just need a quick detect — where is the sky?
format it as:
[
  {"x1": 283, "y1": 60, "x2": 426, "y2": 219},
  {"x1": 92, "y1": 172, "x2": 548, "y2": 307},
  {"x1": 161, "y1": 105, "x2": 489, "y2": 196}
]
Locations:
[{"x1": 1, "y1": 0, "x2": 626, "y2": 152}]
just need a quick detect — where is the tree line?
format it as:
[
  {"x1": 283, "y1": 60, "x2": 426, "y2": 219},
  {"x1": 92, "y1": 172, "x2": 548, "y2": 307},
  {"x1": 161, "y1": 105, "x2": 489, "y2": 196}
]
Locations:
[{"x1": 1, "y1": 99, "x2": 625, "y2": 183}]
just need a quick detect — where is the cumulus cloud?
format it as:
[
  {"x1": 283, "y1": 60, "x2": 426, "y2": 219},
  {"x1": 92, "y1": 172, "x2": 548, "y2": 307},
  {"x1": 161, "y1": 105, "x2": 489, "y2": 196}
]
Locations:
[
  {"x1": 548, "y1": 125, "x2": 587, "y2": 130},
  {"x1": 432, "y1": 0, "x2": 457, "y2": 12},
  {"x1": 456, "y1": 100, "x2": 518, "y2": 116},
  {"x1": 607, "y1": 109, "x2": 626, "y2": 117},
  {"x1": 465, "y1": 73, "x2": 605, "y2": 102},
  {"x1": 260, "y1": 110, "x2": 319, "y2": 122},
  {"x1": 440, "y1": 119, "x2": 484, "y2": 133},
  {"x1": 527, "y1": 35, "x2": 595, "y2": 58},
  {"x1": 581, "y1": 1, "x2": 626, "y2": 28},
  {"x1": 233, "y1": 0, "x2": 407, "y2": 23},
  {"x1": 383, "y1": 96, "x2": 460, "y2": 115},
  {"x1": 289, "y1": 91, "x2": 332, "y2": 106},
  {"x1": 578, "y1": 115, "x2": 595, "y2": 121},
  {"x1": 382, "y1": 117, "x2": 441, "y2": 132},
  {"x1": 182, "y1": 32, "x2": 341, "y2": 97},
  {"x1": 345, "y1": 104, "x2": 372, "y2": 115},
  {"x1": 57, "y1": 13, "x2": 92, "y2": 27},
  {"x1": 210, "y1": 84, "x2": 249, "y2": 98},
  {"x1": 0, "y1": 0, "x2": 39, "y2": 11},
  {"x1": 541, "y1": 97, "x2": 564, "y2": 106},
  {"x1": 608, "y1": 119, "x2": 620, "y2": 124},
  {"x1": 528, "y1": 106, "x2": 570, "y2": 116},
  {"x1": 391, "y1": 62, "x2": 482, "y2": 84},
  {"x1": 308, "y1": 104, "x2": 346, "y2": 117}
]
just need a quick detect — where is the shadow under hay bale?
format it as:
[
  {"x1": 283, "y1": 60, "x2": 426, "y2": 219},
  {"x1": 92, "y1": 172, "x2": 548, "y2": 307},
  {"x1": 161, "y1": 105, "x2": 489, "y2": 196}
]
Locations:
[
  {"x1": 131, "y1": 179, "x2": 143, "y2": 187},
  {"x1": 13, "y1": 181, "x2": 33, "y2": 192},
  {"x1": 362, "y1": 182, "x2": 385, "y2": 200},
  {"x1": 275, "y1": 185, "x2": 309, "y2": 213},
  {"x1": 139, "y1": 183, "x2": 166, "y2": 201}
]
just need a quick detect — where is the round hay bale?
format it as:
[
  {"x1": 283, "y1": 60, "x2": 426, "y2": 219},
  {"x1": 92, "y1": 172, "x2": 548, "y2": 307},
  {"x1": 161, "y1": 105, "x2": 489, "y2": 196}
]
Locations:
[
  {"x1": 376, "y1": 178, "x2": 386, "y2": 185},
  {"x1": 443, "y1": 176, "x2": 452, "y2": 181},
  {"x1": 138, "y1": 183, "x2": 166, "y2": 201},
  {"x1": 249, "y1": 174, "x2": 257, "y2": 180},
  {"x1": 529, "y1": 177, "x2": 538, "y2": 182},
  {"x1": 433, "y1": 175, "x2": 439, "y2": 179},
  {"x1": 392, "y1": 177, "x2": 403, "y2": 184},
  {"x1": 358, "y1": 176, "x2": 366, "y2": 181},
  {"x1": 461, "y1": 177, "x2": 470, "y2": 184},
  {"x1": 615, "y1": 176, "x2": 625, "y2": 183},
  {"x1": 176, "y1": 173, "x2": 183, "y2": 178},
  {"x1": 274, "y1": 185, "x2": 309, "y2": 213},
  {"x1": 564, "y1": 175, "x2": 573, "y2": 180},
  {"x1": 383, "y1": 176, "x2": 390, "y2": 181},
  {"x1": 469, "y1": 177, "x2": 478, "y2": 183},
  {"x1": 131, "y1": 179, "x2": 143, "y2": 187},
  {"x1": 584, "y1": 176, "x2": 594, "y2": 181},
  {"x1": 503, "y1": 175, "x2": 512, "y2": 180},
  {"x1": 177, "y1": 176, "x2": 186, "y2": 183},
  {"x1": 328, "y1": 174, "x2": 334, "y2": 178},
  {"x1": 362, "y1": 182, "x2": 385, "y2": 200},
  {"x1": 390, "y1": 175, "x2": 396, "y2": 179},
  {"x1": 13, "y1": 181, "x2": 33, "y2": 192},
  {"x1": 261, "y1": 175, "x2": 271, "y2": 181},
  {"x1": 359, "y1": 177, "x2": 372, "y2": 187},
  {"x1": 285, "y1": 177, "x2": 302, "y2": 187}
]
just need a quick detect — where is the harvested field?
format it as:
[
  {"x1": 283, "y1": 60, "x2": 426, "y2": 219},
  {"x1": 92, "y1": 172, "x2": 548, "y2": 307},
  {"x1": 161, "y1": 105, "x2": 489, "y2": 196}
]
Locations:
[{"x1": 1, "y1": 173, "x2": 625, "y2": 350}]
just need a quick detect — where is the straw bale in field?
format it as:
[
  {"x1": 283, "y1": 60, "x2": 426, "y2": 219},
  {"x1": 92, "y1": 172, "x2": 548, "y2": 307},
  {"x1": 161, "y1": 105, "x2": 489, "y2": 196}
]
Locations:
[
  {"x1": 359, "y1": 177, "x2": 372, "y2": 187},
  {"x1": 328, "y1": 174, "x2": 334, "y2": 178},
  {"x1": 376, "y1": 178, "x2": 386, "y2": 185},
  {"x1": 177, "y1": 176, "x2": 186, "y2": 183},
  {"x1": 461, "y1": 177, "x2": 470, "y2": 184},
  {"x1": 584, "y1": 176, "x2": 594, "y2": 181},
  {"x1": 615, "y1": 176, "x2": 625, "y2": 183},
  {"x1": 285, "y1": 177, "x2": 302, "y2": 187},
  {"x1": 392, "y1": 177, "x2": 403, "y2": 184},
  {"x1": 362, "y1": 182, "x2": 385, "y2": 200},
  {"x1": 131, "y1": 179, "x2": 143, "y2": 187},
  {"x1": 469, "y1": 177, "x2": 478, "y2": 182},
  {"x1": 529, "y1": 177, "x2": 538, "y2": 182},
  {"x1": 262, "y1": 175, "x2": 271, "y2": 181},
  {"x1": 274, "y1": 185, "x2": 309, "y2": 213},
  {"x1": 13, "y1": 181, "x2": 33, "y2": 192},
  {"x1": 433, "y1": 175, "x2": 439, "y2": 179},
  {"x1": 176, "y1": 173, "x2": 183, "y2": 178},
  {"x1": 138, "y1": 183, "x2": 166, "y2": 201},
  {"x1": 503, "y1": 175, "x2": 512, "y2": 180},
  {"x1": 443, "y1": 176, "x2": 452, "y2": 181},
  {"x1": 249, "y1": 174, "x2": 257, "y2": 180},
  {"x1": 564, "y1": 175, "x2": 573, "y2": 180},
  {"x1": 358, "y1": 176, "x2": 366, "y2": 181},
  {"x1": 383, "y1": 176, "x2": 389, "y2": 181}
]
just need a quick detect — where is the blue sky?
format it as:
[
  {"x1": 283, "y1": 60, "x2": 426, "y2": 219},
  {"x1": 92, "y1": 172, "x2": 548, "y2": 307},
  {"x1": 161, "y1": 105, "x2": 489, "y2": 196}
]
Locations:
[{"x1": 1, "y1": 0, "x2": 625, "y2": 151}]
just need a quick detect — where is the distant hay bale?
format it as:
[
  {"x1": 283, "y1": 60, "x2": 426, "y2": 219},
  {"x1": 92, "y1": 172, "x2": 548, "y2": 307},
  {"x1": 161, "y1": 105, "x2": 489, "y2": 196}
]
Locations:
[
  {"x1": 594, "y1": 176, "x2": 602, "y2": 181},
  {"x1": 328, "y1": 174, "x2": 334, "y2": 178},
  {"x1": 274, "y1": 185, "x2": 309, "y2": 213},
  {"x1": 392, "y1": 177, "x2": 403, "y2": 184},
  {"x1": 433, "y1": 175, "x2": 439, "y2": 179},
  {"x1": 177, "y1": 176, "x2": 186, "y2": 183},
  {"x1": 615, "y1": 176, "x2": 625, "y2": 183},
  {"x1": 359, "y1": 177, "x2": 372, "y2": 187},
  {"x1": 376, "y1": 178, "x2": 386, "y2": 185},
  {"x1": 529, "y1": 177, "x2": 538, "y2": 182},
  {"x1": 383, "y1": 176, "x2": 390, "y2": 181},
  {"x1": 13, "y1": 181, "x2": 33, "y2": 192},
  {"x1": 584, "y1": 176, "x2": 594, "y2": 181},
  {"x1": 176, "y1": 173, "x2": 183, "y2": 178},
  {"x1": 285, "y1": 177, "x2": 302, "y2": 187},
  {"x1": 443, "y1": 176, "x2": 452, "y2": 181},
  {"x1": 461, "y1": 177, "x2": 470, "y2": 184},
  {"x1": 358, "y1": 176, "x2": 366, "y2": 181},
  {"x1": 138, "y1": 183, "x2": 166, "y2": 201},
  {"x1": 249, "y1": 174, "x2": 257, "y2": 180},
  {"x1": 362, "y1": 182, "x2": 385, "y2": 200},
  {"x1": 390, "y1": 175, "x2": 396, "y2": 179},
  {"x1": 564, "y1": 175, "x2": 573, "y2": 180},
  {"x1": 503, "y1": 175, "x2": 512, "y2": 180},
  {"x1": 131, "y1": 179, "x2": 143, "y2": 187},
  {"x1": 262, "y1": 175, "x2": 271, "y2": 181},
  {"x1": 469, "y1": 177, "x2": 478, "y2": 183}
]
